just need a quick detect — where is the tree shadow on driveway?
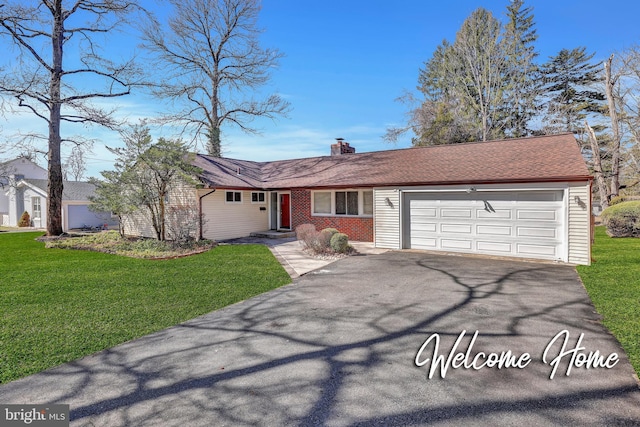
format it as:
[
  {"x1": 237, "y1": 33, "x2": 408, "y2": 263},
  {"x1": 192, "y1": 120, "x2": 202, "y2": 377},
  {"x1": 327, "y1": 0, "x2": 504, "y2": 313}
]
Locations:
[{"x1": 1, "y1": 252, "x2": 639, "y2": 426}]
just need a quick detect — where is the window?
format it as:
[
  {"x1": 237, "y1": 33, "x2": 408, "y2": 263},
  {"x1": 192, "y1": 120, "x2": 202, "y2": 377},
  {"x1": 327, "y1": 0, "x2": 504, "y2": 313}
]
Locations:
[
  {"x1": 313, "y1": 192, "x2": 331, "y2": 214},
  {"x1": 311, "y1": 190, "x2": 373, "y2": 217},
  {"x1": 335, "y1": 191, "x2": 358, "y2": 215},
  {"x1": 363, "y1": 191, "x2": 373, "y2": 215},
  {"x1": 32, "y1": 197, "x2": 41, "y2": 219},
  {"x1": 225, "y1": 191, "x2": 242, "y2": 203},
  {"x1": 251, "y1": 192, "x2": 266, "y2": 203}
]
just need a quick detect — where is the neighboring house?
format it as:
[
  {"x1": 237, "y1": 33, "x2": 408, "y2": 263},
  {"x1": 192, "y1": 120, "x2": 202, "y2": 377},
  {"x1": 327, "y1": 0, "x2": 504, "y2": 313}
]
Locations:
[
  {"x1": 0, "y1": 157, "x2": 48, "y2": 225},
  {"x1": 125, "y1": 133, "x2": 593, "y2": 265},
  {"x1": 3, "y1": 170, "x2": 116, "y2": 231}
]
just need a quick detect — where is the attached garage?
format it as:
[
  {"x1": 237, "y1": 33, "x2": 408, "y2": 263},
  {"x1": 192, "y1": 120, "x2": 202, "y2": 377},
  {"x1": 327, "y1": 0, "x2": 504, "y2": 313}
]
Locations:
[
  {"x1": 371, "y1": 134, "x2": 593, "y2": 265},
  {"x1": 402, "y1": 190, "x2": 565, "y2": 261}
]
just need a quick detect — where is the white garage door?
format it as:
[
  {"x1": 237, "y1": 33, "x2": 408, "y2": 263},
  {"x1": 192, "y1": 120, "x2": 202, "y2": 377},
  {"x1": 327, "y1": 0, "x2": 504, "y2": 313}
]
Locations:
[
  {"x1": 67, "y1": 204, "x2": 111, "y2": 229},
  {"x1": 403, "y1": 191, "x2": 565, "y2": 261}
]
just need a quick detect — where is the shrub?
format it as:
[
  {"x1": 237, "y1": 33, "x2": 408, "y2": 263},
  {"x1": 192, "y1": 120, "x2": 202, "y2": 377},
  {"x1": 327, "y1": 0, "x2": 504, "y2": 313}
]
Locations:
[
  {"x1": 18, "y1": 211, "x2": 31, "y2": 227},
  {"x1": 609, "y1": 195, "x2": 640, "y2": 206},
  {"x1": 166, "y1": 203, "x2": 202, "y2": 243},
  {"x1": 330, "y1": 232, "x2": 349, "y2": 253},
  {"x1": 321, "y1": 228, "x2": 339, "y2": 238},
  {"x1": 601, "y1": 201, "x2": 640, "y2": 237},
  {"x1": 295, "y1": 224, "x2": 316, "y2": 243},
  {"x1": 608, "y1": 196, "x2": 627, "y2": 206}
]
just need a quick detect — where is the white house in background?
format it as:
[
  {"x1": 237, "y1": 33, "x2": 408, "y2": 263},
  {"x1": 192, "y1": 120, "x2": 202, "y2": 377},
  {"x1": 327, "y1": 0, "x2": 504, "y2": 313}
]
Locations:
[
  {"x1": 1, "y1": 157, "x2": 115, "y2": 231},
  {"x1": 0, "y1": 157, "x2": 47, "y2": 226}
]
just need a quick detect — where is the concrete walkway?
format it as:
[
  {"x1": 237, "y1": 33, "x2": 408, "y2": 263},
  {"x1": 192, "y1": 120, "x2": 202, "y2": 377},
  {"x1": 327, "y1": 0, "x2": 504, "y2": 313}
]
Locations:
[{"x1": 221, "y1": 236, "x2": 389, "y2": 278}]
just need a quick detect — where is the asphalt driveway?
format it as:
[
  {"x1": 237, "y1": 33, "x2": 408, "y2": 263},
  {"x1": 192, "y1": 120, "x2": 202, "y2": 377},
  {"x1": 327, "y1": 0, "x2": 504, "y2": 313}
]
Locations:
[{"x1": 1, "y1": 252, "x2": 639, "y2": 426}]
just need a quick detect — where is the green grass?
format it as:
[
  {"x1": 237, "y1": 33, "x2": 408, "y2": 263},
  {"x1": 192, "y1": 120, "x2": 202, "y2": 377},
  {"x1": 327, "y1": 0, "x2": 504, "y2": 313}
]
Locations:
[
  {"x1": 577, "y1": 226, "x2": 640, "y2": 377},
  {"x1": 0, "y1": 232, "x2": 291, "y2": 384}
]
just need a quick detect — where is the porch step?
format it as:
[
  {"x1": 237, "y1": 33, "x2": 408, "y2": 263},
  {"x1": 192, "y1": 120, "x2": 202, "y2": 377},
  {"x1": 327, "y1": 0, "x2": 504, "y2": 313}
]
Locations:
[{"x1": 250, "y1": 230, "x2": 297, "y2": 239}]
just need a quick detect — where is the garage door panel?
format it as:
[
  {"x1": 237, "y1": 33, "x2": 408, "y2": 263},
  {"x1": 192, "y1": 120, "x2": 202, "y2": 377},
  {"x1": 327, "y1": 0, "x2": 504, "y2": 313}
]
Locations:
[
  {"x1": 517, "y1": 244, "x2": 557, "y2": 257},
  {"x1": 476, "y1": 209, "x2": 512, "y2": 219},
  {"x1": 477, "y1": 225, "x2": 511, "y2": 236},
  {"x1": 477, "y1": 241, "x2": 512, "y2": 253},
  {"x1": 441, "y1": 223, "x2": 472, "y2": 234},
  {"x1": 516, "y1": 210, "x2": 557, "y2": 221},
  {"x1": 441, "y1": 209, "x2": 472, "y2": 218},
  {"x1": 404, "y1": 190, "x2": 565, "y2": 261},
  {"x1": 411, "y1": 237, "x2": 437, "y2": 249},
  {"x1": 411, "y1": 222, "x2": 437, "y2": 232},
  {"x1": 441, "y1": 239, "x2": 472, "y2": 250},
  {"x1": 410, "y1": 207, "x2": 437, "y2": 217},
  {"x1": 517, "y1": 227, "x2": 557, "y2": 238}
]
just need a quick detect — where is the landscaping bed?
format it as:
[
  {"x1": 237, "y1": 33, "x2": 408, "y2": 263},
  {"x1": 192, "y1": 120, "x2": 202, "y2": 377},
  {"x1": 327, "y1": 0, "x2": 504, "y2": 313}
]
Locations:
[{"x1": 39, "y1": 230, "x2": 216, "y2": 259}]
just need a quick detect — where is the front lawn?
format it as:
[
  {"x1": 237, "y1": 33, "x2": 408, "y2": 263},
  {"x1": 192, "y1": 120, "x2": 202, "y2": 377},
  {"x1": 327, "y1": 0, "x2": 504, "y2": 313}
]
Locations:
[
  {"x1": 0, "y1": 232, "x2": 291, "y2": 384},
  {"x1": 577, "y1": 226, "x2": 640, "y2": 377}
]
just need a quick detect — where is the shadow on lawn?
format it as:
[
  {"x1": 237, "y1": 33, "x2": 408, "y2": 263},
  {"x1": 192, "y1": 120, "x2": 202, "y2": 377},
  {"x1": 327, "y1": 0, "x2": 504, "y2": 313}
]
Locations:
[{"x1": 3, "y1": 252, "x2": 640, "y2": 426}]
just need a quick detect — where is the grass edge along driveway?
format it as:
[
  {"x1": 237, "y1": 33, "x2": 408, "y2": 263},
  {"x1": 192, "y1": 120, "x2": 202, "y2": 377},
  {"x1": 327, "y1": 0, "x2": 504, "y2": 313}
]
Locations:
[
  {"x1": 577, "y1": 226, "x2": 640, "y2": 378},
  {"x1": 0, "y1": 232, "x2": 291, "y2": 384}
]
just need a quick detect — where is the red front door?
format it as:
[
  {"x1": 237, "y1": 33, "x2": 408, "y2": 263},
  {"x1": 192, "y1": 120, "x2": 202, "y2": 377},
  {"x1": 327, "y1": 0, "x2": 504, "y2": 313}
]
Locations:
[{"x1": 280, "y1": 194, "x2": 290, "y2": 229}]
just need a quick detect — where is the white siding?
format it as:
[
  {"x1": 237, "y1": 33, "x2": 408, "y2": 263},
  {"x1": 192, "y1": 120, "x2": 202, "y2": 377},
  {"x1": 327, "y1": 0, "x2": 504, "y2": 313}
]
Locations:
[
  {"x1": 122, "y1": 182, "x2": 199, "y2": 239},
  {"x1": 374, "y1": 188, "x2": 400, "y2": 249},
  {"x1": 21, "y1": 186, "x2": 47, "y2": 228},
  {"x1": 568, "y1": 182, "x2": 591, "y2": 265},
  {"x1": 122, "y1": 209, "x2": 157, "y2": 238},
  {"x1": 200, "y1": 189, "x2": 269, "y2": 241}
]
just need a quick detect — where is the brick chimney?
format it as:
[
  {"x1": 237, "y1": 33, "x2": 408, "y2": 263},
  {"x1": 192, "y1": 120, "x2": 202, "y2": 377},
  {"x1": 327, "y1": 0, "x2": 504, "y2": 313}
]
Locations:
[{"x1": 331, "y1": 138, "x2": 356, "y2": 156}]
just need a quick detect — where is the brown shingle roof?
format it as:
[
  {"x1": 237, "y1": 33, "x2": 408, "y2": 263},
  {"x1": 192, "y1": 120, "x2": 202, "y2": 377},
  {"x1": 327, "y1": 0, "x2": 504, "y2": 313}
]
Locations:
[{"x1": 194, "y1": 133, "x2": 591, "y2": 190}]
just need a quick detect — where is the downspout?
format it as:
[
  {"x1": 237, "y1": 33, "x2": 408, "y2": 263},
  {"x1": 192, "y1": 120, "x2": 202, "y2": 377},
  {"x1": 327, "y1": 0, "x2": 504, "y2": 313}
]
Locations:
[{"x1": 198, "y1": 188, "x2": 216, "y2": 241}]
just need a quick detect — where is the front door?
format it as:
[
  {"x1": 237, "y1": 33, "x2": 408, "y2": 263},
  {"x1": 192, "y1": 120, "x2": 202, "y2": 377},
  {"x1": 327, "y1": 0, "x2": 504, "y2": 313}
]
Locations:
[{"x1": 280, "y1": 194, "x2": 291, "y2": 229}]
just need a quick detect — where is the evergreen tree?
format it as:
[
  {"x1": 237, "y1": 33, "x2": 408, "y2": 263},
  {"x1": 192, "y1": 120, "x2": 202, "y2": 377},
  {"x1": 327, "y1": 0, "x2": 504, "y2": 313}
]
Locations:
[
  {"x1": 411, "y1": 8, "x2": 508, "y2": 145},
  {"x1": 503, "y1": 0, "x2": 539, "y2": 137},
  {"x1": 449, "y1": 8, "x2": 508, "y2": 142},
  {"x1": 541, "y1": 47, "x2": 605, "y2": 134}
]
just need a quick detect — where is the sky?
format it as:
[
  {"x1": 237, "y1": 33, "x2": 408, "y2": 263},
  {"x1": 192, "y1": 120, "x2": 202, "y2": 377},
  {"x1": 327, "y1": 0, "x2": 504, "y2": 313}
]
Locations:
[{"x1": 2, "y1": 0, "x2": 640, "y2": 178}]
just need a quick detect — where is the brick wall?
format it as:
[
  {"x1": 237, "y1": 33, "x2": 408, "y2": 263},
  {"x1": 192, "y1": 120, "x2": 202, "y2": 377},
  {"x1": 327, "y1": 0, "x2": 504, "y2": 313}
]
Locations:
[{"x1": 291, "y1": 189, "x2": 373, "y2": 242}]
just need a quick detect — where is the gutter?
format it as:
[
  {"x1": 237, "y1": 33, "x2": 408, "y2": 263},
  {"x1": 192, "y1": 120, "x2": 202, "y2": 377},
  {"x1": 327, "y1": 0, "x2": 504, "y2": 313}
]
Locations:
[{"x1": 198, "y1": 188, "x2": 216, "y2": 241}]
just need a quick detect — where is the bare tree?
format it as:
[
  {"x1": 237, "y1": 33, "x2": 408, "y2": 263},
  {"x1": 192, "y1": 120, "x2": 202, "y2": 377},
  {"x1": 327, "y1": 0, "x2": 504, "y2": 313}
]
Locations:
[
  {"x1": 585, "y1": 121, "x2": 610, "y2": 209},
  {"x1": 604, "y1": 55, "x2": 622, "y2": 200},
  {"x1": 143, "y1": 0, "x2": 290, "y2": 157},
  {"x1": 63, "y1": 145, "x2": 88, "y2": 181},
  {"x1": 0, "y1": 1, "x2": 143, "y2": 235}
]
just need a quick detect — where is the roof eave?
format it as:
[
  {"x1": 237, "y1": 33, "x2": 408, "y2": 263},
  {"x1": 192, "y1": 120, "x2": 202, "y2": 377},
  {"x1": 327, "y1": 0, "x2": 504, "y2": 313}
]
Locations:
[{"x1": 267, "y1": 176, "x2": 593, "y2": 191}]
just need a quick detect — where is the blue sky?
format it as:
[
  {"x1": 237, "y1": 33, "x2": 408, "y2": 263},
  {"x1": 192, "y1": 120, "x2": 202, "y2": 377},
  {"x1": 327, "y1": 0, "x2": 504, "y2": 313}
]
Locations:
[{"x1": 2, "y1": 0, "x2": 640, "y2": 178}]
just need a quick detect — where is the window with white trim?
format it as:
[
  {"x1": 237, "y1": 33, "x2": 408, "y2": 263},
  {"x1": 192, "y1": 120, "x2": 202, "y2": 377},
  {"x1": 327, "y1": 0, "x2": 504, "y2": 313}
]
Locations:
[
  {"x1": 335, "y1": 191, "x2": 358, "y2": 215},
  {"x1": 251, "y1": 192, "x2": 266, "y2": 203},
  {"x1": 311, "y1": 190, "x2": 373, "y2": 217},
  {"x1": 363, "y1": 190, "x2": 373, "y2": 215},
  {"x1": 32, "y1": 197, "x2": 41, "y2": 219},
  {"x1": 225, "y1": 191, "x2": 242, "y2": 203},
  {"x1": 313, "y1": 192, "x2": 331, "y2": 214}
]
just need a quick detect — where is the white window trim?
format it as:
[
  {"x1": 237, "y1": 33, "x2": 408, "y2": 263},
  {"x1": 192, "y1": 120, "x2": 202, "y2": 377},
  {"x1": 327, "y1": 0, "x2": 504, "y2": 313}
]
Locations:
[
  {"x1": 311, "y1": 189, "x2": 374, "y2": 218},
  {"x1": 225, "y1": 191, "x2": 243, "y2": 204},
  {"x1": 32, "y1": 196, "x2": 42, "y2": 219},
  {"x1": 251, "y1": 191, "x2": 266, "y2": 204}
]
